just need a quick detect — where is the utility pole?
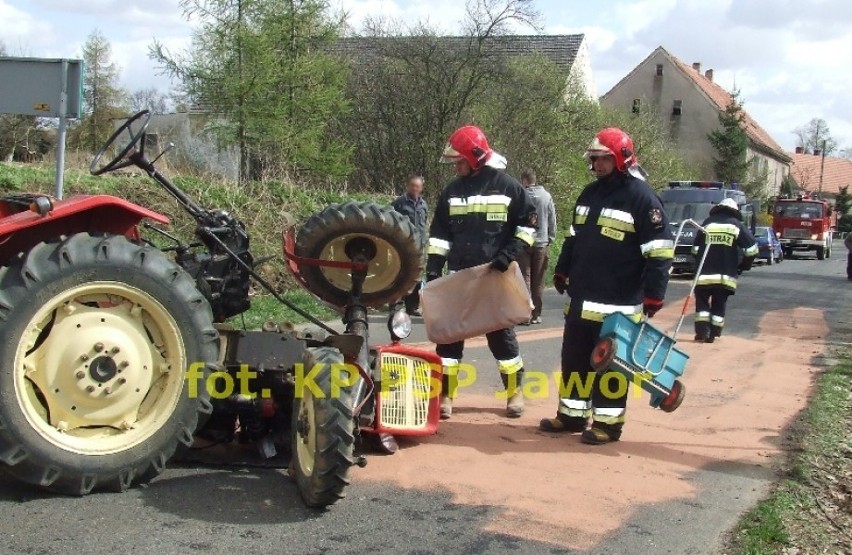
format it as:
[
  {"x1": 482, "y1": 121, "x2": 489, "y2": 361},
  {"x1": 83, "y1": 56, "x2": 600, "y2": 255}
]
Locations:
[{"x1": 818, "y1": 139, "x2": 826, "y2": 196}]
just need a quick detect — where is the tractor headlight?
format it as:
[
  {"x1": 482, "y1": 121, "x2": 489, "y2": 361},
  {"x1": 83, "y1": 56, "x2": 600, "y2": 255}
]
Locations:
[
  {"x1": 811, "y1": 233, "x2": 819, "y2": 240},
  {"x1": 389, "y1": 308, "x2": 412, "y2": 341}
]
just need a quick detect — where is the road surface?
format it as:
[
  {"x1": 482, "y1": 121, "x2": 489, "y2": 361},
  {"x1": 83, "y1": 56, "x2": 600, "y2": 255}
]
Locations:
[{"x1": 0, "y1": 246, "x2": 849, "y2": 555}]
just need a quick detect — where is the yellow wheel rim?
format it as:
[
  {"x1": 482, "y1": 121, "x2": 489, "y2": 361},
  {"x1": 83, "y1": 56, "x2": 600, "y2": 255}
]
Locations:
[
  {"x1": 295, "y1": 389, "x2": 316, "y2": 476},
  {"x1": 14, "y1": 281, "x2": 187, "y2": 455},
  {"x1": 318, "y1": 234, "x2": 402, "y2": 294}
]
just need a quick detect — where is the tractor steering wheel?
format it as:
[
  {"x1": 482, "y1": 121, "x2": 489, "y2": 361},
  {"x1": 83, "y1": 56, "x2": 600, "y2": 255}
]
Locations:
[{"x1": 90, "y1": 110, "x2": 152, "y2": 176}]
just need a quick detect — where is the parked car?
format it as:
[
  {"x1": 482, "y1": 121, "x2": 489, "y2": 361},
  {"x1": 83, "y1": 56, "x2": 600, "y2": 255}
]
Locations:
[{"x1": 755, "y1": 226, "x2": 783, "y2": 265}]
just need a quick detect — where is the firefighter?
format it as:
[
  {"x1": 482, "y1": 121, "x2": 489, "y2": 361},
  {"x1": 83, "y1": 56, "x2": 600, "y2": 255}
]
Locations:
[
  {"x1": 692, "y1": 198, "x2": 759, "y2": 342},
  {"x1": 426, "y1": 125, "x2": 537, "y2": 420},
  {"x1": 539, "y1": 128, "x2": 673, "y2": 445}
]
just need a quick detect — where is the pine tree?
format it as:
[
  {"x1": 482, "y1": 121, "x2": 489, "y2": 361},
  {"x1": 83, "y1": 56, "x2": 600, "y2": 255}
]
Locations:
[
  {"x1": 77, "y1": 30, "x2": 127, "y2": 152},
  {"x1": 835, "y1": 185, "x2": 851, "y2": 217},
  {"x1": 151, "y1": 0, "x2": 350, "y2": 183},
  {"x1": 707, "y1": 90, "x2": 750, "y2": 186}
]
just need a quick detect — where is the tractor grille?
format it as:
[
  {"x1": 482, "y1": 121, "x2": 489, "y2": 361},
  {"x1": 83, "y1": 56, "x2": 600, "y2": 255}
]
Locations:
[
  {"x1": 378, "y1": 353, "x2": 433, "y2": 431},
  {"x1": 783, "y1": 228, "x2": 808, "y2": 239}
]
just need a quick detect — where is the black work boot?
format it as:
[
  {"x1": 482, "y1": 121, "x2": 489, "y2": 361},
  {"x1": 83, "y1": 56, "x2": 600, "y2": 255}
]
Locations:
[
  {"x1": 581, "y1": 421, "x2": 623, "y2": 445},
  {"x1": 500, "y1": 370, "x2": 525, "y2": 418},
  {"x1": 539, "y1": 414, "x2": 587, "y2": 433},
  {"x1": 694, "y1": 324, "x2": 711, "y2": 342}
]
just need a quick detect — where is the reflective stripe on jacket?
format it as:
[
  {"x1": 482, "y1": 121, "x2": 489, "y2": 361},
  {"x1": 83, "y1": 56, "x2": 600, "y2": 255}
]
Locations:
[{"x1": 692, "y1": 212, "x2": 758, "y2": 292}]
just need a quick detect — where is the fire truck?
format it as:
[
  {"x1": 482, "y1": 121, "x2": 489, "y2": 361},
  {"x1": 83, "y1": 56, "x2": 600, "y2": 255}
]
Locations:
[{"x1": 771, "y1": 195, "x2": 834, "y2": 259}]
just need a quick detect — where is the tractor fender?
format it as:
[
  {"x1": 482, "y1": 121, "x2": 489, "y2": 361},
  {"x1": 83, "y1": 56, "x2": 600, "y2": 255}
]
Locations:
[{"x1": 0, "y1": 194, "x2": 169, "y2": 265}]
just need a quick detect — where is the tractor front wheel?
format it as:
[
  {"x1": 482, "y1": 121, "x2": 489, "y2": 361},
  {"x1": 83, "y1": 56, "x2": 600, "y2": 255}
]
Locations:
[
  {"x1": 0, "y1": 233, "x2": 217, "y2": 494},
  {"x1": 290, "y1": 346, "x2": 355, "y2": 508}
]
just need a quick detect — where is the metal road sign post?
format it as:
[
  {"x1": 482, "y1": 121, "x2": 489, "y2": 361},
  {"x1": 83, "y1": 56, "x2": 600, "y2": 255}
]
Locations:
[{"x1": 0, "y1": 57, "x2": 84, "y2": 199}]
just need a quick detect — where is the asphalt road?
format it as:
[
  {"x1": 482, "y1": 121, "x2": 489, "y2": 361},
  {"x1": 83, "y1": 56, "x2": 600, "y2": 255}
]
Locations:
[{"x1": 0, "y1": 245, "x2": 849, "y2": 555}]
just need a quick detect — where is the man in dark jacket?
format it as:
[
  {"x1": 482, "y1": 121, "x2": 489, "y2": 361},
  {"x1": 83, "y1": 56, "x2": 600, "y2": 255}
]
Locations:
[
  {"x1": 539, "y1": 127, "x2": 673, "y2": 445},
  {"x1": 392, "y1": 175, "x2": 428, "y2": 315},
  {"x1": 691, "y1": 198, "x2": 758, "y2": 342},
  {"x1": 426, "y1": 125, "x2": 537, "y2": 420}
]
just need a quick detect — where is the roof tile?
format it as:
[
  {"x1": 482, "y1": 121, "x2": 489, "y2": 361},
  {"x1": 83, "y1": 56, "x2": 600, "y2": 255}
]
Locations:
[{"x1": 789, "y1": 152, "x2": 852, "y2": 195}]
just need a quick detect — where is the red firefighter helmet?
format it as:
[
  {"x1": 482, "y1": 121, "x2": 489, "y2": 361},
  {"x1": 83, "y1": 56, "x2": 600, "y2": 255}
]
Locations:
[
  {"x1": 585, "y1": 127, "x2": 636, "y2": 172},
  {"x1": 440, "y1": 126, "x2": 493, "y2": 170}
]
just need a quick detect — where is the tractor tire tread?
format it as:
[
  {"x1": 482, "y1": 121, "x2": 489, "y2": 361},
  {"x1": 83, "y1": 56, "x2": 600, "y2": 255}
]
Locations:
[{"x1": 0, "y1": 233, "x2": 217, "y2": 495}]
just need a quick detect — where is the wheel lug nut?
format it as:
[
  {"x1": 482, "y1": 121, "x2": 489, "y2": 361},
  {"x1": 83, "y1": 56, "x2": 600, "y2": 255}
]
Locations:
[
  {"x1": 118, "y1": 377, "x2": 127, "y2": 384},
  {"x1": 104, "y1": 387, "x2": 113, "y2": 395},
  {"x1": 111, "y1": 346, "x2": 120, "y2": 355},
  {"x1": 75, "y1": 371, "x2": 85, "y2": 379},
  {"x1": 80, "y1": 354, "x2": 89, "y2": 361},
  {"x1": 94, "y1": 343, "x2": 104, "y2": 352},
  {"x1": 86, "y1": 385, "x2": 95, "y2": 393},
  {"x1": 119, "y1": 361, "x2": 129, "y2": 369}
]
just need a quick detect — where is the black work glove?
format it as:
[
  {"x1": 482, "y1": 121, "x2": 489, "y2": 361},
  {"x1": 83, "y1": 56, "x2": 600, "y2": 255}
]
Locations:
[
  {"x1": 738, "y1": 258, "x2": 754, "y2": 273},
  {"x1": 426, "y1": 253, "x2": 446, "y2": 276},
  {"x1": 553, "y1": 274, "x2": 568, "y2": 294},
  {"x1": 490, "y1": 252, "x2": 511, "y2": 272}
]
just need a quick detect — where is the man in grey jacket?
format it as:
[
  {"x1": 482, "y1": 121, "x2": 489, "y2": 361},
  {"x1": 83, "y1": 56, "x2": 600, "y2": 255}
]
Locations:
[
  {"x1": 518, "y1": 169, "x2": 556, "y2": 324},
  {"x1": 392, "y1": 175, "x2": 429, "y2": 315}
]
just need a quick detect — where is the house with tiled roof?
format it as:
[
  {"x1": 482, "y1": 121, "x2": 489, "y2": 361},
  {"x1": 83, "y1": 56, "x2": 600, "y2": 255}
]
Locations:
[
  {"x1": 789, "y1": 149, "x2": 852, "y2": 199},
  {"x1": 331, "y1": 34, "x2": 596, "y2": 100},
  {"x1": 601, "y1": 46, "x2": 791, "y2": 195}
]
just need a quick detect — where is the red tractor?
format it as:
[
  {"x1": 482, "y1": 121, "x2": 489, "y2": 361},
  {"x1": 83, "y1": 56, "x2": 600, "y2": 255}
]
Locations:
[
  {"x1": 772, "y1": 194, "x2": 835, "y2": 260},
  {"x1": 0, "y1": 111, "x2": 441, "y2": 508}
]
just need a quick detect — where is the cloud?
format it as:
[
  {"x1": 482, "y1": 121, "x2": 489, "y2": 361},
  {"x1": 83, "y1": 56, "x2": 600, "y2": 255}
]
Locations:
[
  {"x1": 570, "y1": 0, "x2": 852, "y2": 149},
  {"x1": 335, "y1": 0, "x2": 466, "y2": 33},
  {"x1": 0, "y1": 0, "x2": 55, "y2": 54}
]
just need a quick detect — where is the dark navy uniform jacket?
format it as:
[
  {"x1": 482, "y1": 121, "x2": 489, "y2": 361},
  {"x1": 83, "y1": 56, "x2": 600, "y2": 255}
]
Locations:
[{"x1": 556, "y1": 171, "x2": 673, "y2": 324}]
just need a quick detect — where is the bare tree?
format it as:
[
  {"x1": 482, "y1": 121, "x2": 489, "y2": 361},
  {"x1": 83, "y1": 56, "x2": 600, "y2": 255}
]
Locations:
[
  {"x1": 339, "y1": 0, "x2": 540, "y2": 191},
  {"x1": 130, "y1": 87, "x2": 169, "y2": 113},
  {"x1": 794, "y1": 118, "x2": 838, "y2": 155}
]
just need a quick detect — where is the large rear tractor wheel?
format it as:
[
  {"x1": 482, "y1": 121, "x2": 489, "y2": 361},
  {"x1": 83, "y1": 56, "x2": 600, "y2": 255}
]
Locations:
[
  {"x1": 816, "y1": 246, "x2": 825, "y2": 260},
  {"x1": 290, "y1": 346, "x2": 355, "y2": 508},
  {"x1": 0, "y1": 233, "x2": 217, "y2": 494},
  {"x1": 295, "y1": 202, "x2": 424, "y2": 309}
]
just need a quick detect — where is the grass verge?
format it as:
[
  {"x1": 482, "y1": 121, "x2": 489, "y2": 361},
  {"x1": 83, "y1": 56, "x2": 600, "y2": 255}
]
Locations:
[
  {"x1": 725, "y1": 349, "x2": 852, "y2": 554},
  {"x1": 1, "y1": 161, "x2": 389, "y2": 325}
]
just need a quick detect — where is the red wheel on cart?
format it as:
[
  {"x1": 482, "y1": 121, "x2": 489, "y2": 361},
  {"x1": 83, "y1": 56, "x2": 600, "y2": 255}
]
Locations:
[
  {"x1": 590, "y1": 336, "x2": 616, "y2": 372},
  {"x1": 659, "y1": 380, "x2": 686, "y2": 413}
]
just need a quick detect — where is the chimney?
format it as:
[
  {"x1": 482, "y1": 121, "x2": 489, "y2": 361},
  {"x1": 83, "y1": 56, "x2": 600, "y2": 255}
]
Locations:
[
  {"x1": 704, "y1": 69, "x2": 714, "y2": 81},
  {"x1": 692, "y1": 62, "x2": 701, "y2": 72},
  {"x1": 795, "y1": 147, "x2": 803, "y2": 154},
  {"x1": 813, "y1": 149, "x2": 822, "y2": 156}
]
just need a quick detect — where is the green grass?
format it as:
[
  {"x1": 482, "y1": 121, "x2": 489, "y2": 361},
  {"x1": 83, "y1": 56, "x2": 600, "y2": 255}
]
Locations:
[
  {"x1": 230, "y1": 290, "x2": 338, "y2": 330},
  {"x1": 727, "y1": 350, "x2": 852, "y2": 554},
  {"x1": 1, "y1": 161, "x2": 390, "y2": 325}
]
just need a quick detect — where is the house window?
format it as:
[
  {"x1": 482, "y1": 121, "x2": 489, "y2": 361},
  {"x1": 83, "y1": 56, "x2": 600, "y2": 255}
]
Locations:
[
  {"x1": 632, "y1": 99, "x2": 641, "y2": 114},
  {"x1": 672, "y1": 100, "x2": 682, "y2": 116},
  {"x1": 656, "y1": 64, "x2": 664, "y2": 76}
]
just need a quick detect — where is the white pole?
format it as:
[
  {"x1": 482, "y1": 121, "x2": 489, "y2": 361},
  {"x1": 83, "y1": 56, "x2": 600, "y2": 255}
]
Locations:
[{"x1": 54, "y1": 59, "x2": 69, "y2": 199}]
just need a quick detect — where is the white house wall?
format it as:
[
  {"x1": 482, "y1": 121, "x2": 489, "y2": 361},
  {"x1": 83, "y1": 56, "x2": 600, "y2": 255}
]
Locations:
[{"x1": 602, "y1": 50, "x2": 721, "y2": 173}]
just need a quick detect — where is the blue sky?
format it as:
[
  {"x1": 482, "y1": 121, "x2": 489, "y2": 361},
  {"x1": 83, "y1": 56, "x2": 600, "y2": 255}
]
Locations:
[{"x1": 2, "y1": 0, "x2": 850, "y2": 151}]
